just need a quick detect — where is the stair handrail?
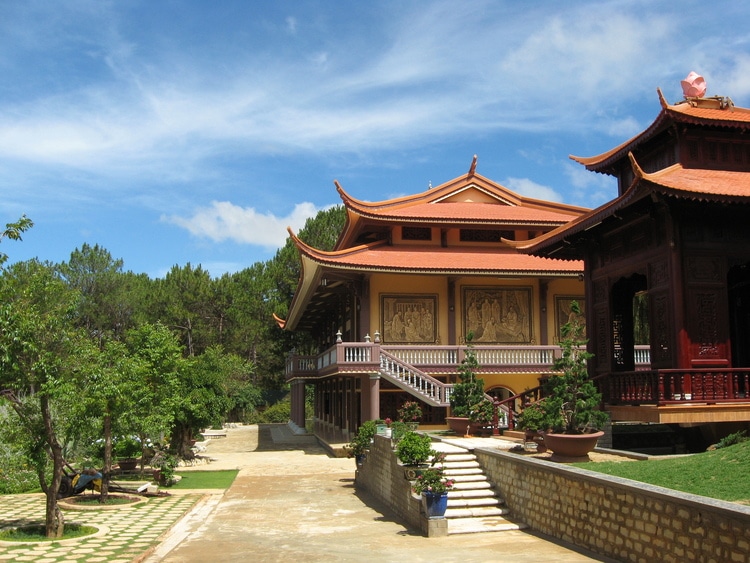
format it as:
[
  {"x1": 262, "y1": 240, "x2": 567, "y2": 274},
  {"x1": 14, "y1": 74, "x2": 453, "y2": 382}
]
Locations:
[{"x1": 379, "y1": 348, "x2": 452, "y2": 407}]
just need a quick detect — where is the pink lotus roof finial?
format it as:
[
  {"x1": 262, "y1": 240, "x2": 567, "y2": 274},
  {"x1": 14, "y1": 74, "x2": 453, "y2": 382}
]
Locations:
[{"x1": 681, "y1": 71, "x2": 706, "y2": 98}]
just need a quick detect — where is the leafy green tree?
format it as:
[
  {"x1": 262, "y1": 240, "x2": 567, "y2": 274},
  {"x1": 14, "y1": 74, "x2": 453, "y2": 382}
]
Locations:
[
  {"x1": 69, "y1": 338, "x2": 142, "y2": 500},
  {"x1": 155, "y1": 263, "x2": 213, "y2": 356},
  {"x1": 169, "y1": 346, "x2": 234, "y2": 456},
  {"x1": 57, "y1": 244, "x2": 130, "y2": 340},
  {"x1": 124, "y1": 323, "x2": 184, "y2": 449},
  {"x1": 449, "y1": 332, "x2": 486, "y2": 418},
  {"x1": 0, "y1": 215, "x2": 33, "y2": 267},
  {"x1": 0, "y1": 259, "x2": 81, "y2": 537}
]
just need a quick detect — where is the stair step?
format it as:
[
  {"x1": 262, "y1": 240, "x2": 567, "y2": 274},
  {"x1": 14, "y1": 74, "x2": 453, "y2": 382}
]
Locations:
[
  {"x1": 448, "y1": 497, "x2": 503, "y2": 509},
  {"x1": 446, "y1": 506, "x2": 512, "y2": 518},
  {"x1": 444, "y1": 469, "x2": 487, "y2": 481},
  {"x1": 452, "y1": 480, "x2": 492, "y2": 491},
  {"x1": 441, "y1": 461, "x2": 480, "y2": 469},
  {"x1": 441, "y1": 454, "x2": 476, "y2": 463},
  {"x1": 447, "y1": 516, "x2": 528, "y2": 535},
  {"x1": 448, "y1": 488, "x2": 505, "y2": 502}
]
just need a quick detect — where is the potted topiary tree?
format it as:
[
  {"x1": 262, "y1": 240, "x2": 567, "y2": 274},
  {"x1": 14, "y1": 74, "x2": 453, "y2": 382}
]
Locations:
[
  {"x1": 396, "y1": 431, "x2": 437, "y2": 479},
  {"x1": 518, "y1": 301, "x2": 608, "y2": 458},
  {"x1": 447, "y1": 332, "x2": 487, "y2": 436}
]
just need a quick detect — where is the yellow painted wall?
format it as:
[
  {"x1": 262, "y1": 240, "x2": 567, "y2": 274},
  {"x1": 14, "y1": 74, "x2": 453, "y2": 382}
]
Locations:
[
  {"x1": 483, "y1": 372, "x2": 543, "y2": 396},
  {"x1": 368, "y1": 273, "x2": 584, "y2": 348}
]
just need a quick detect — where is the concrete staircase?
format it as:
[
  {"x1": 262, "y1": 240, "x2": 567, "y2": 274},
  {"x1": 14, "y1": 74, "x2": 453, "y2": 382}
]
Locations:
[{"x1": 437, "y1": 448, "x2": 527, "y2": 535}]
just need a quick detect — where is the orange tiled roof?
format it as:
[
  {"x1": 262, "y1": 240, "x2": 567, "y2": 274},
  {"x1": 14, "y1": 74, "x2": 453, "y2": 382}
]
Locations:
[
  {"x1": 639, "y1": 163, "x2": 750, "y2": 198},
  {"x1": 292, "y1": 234, "x2": 582, "y2": 275},
  {"x1": 364, "y1": 201, "x2": 579, "y2": 225},
  {"x1": 519, "y1": 157, "x2": 750, "y2": 255},
  {"x1": 571, "y1": 89, "x2": 750, "y2": 172},
  {"x1": 336, "y1": 172, "x2": 587, "y2": 218}
]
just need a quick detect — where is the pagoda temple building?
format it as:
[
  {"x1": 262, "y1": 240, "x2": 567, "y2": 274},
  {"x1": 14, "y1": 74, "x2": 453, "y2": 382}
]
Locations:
[
  {"x1": 521, "y1": 88, "x2": 750, "y2": 451},
  {"x1": 279, "y1": 159, "x2": 591, "y2": 446}
]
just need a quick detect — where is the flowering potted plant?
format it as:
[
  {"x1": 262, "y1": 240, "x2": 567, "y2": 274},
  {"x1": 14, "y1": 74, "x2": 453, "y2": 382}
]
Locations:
[
  {"x1": 412, "y1": 465, "x2": 454, "y2": 519},
  {"x1": 397, "y1": 401, "x2": 422, "y2": 429},
  {"x1": 347, "y1": 420, "x2": 379, "y2": 465},
  {"x1": 412, "y1": 465, "x2": 455, "y2": 495}
]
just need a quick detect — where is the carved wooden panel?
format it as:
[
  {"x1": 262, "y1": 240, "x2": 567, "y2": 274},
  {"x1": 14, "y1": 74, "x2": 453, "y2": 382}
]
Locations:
[
  {"x1": 686, "y1": 256, "x2": 722, "y2": 284},
  {"x1": 594, "y1": 305, "x2": 609, "y2": 371},
  {"x1": 650, "y1": 291, "x2": 672, "y2": 366},
  {"x1": 649, "y1": 260, "x2": 669, "y2": 289}
]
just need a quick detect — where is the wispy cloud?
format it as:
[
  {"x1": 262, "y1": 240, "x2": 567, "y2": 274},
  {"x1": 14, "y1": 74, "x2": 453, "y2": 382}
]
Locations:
[
  {"x1": 1, "y1": 0, "x2": 741, "y2": 180},
  {"x1": 503, "y1": 178, "x2": 563, "y2": 204},
  {"x1": 161, "y1": 201, "x2": 327, "y2": 249}
]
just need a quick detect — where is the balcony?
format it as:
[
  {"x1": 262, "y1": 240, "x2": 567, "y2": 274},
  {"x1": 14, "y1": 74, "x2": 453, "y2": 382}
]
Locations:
[{"x1": 286, "y1": 342, "x2": 652, "y2": 381}]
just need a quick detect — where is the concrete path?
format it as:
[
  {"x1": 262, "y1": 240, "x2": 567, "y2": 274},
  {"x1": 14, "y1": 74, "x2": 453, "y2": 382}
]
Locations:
[{"x1": 146, "y1": 424, "x2": 616, "y2": 563}]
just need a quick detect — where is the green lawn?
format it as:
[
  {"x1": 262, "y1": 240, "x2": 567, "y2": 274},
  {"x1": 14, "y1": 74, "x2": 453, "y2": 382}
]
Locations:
[
  {"x1": 168, "y1": 470, "x2": 239, "y2": 490},
  {"x1": 574, "y1": 440, "x2": 750, "y2": 503}
]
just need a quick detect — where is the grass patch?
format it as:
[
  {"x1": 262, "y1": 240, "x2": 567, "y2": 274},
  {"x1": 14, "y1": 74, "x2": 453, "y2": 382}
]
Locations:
[
  {"x1": 167, "y1": 470, "x2": 238, "y2": 490},
  {"x1": 575, "y1": 440, "x2": 750, "y2": 502},
  {"x1": 0, "y1": 523, "x2": 98, "y2": 541}
]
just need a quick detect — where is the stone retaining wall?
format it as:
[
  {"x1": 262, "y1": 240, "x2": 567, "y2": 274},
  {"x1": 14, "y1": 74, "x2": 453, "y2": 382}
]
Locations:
[
  {"x1": 475, "y1": 448, "x2": 750, "y2": 563},
  {"x1": 354, "y1": 435, "x2": 447, "y2": 537},
  {"x1": 356, "y1": 435, "x2": 750, "y2": 559}
]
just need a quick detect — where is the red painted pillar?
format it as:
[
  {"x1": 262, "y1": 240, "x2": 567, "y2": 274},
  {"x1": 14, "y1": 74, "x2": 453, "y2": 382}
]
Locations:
[{"x1": 369, "y1": 373, "x2": 380, "y2": 421}]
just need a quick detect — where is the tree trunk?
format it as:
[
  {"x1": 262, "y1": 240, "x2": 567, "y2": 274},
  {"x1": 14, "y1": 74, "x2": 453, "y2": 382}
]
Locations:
[
  {"x1": 171, "y1": 422, "x2": 194, "y2": 459},
  {"x1": 40, "y1": 395, "x2": 65, "y2": 538},
  {"x1": 101, "y1": 413, "x2": 111, "y2": 502}
]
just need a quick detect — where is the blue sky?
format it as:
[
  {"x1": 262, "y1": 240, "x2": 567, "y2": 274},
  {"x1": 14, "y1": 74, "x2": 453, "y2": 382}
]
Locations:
[{"x1": 2, "y1": 1, "x2": 750, "y2": 278}]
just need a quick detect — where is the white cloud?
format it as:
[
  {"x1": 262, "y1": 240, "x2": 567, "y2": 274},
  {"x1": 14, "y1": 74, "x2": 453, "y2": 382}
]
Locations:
[
  {"x1": 563, "y1": 162, "x2": 617, "y2": 207},
  {"x1": 285, "y1": 16, "x2": 297, "y2": 35},
  {"x1": 0, "y1": 0, "x2": 697, "y2": 178},
  {"x1": 503, "y1": 177, "x2": 563, "y2": 203},
  {"x1": 161, "y1": 201, "x2": 325, "y2": 249}
]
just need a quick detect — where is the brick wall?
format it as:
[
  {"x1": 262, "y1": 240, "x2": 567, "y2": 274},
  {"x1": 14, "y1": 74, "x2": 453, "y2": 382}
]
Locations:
[{"x1": 475, "y1": 448, "x2": 750, "y2": 562}]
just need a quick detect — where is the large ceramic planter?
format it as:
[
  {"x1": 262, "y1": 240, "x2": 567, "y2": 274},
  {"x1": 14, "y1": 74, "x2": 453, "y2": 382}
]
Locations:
[
  {"x1": 117, "y1": 458, "x2": 138, "y2": 471},
  {"x1": 543, "y1": 431, "x2": 604, "y2": 458},
  {"x1": 445, "y1": 417, "x2": 485, "y2": 436},
  {"x1": 422, "y1": 491, "x2": 449, "y2": 519}
]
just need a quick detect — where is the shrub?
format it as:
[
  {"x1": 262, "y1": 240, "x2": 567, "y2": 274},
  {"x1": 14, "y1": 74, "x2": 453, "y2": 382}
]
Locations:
[
  {"x1": 395, "y1": 431, "x2": 436, "y2": 465},
  {"x1": 397, "y1": 401, "x2": 422, "y2": 423},
  {"x1": 715, "y1": 430, "x2": 749, "y2": 449},
  {"x1": 258, "y1": 400, "x2": 292, "y2": 423}
]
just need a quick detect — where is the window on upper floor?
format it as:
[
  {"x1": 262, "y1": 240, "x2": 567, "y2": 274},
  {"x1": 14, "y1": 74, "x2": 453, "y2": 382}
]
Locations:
[
  {"x1": 459, "y1": 229, "x2": 514, "y2": 242},
  {"x1": 402, "y1": 226, "x2": 432, "y2": 241}
]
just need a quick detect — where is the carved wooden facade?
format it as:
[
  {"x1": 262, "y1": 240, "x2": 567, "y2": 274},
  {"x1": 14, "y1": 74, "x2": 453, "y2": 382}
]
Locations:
[{"x1": 523, "y1": 91, "x2": 750, "y2": 423}]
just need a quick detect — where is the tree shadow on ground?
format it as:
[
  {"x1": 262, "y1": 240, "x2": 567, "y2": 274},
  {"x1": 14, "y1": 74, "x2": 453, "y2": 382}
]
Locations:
[{"x1": 254, "y1": 423, "x2": 335, "y2": 456}]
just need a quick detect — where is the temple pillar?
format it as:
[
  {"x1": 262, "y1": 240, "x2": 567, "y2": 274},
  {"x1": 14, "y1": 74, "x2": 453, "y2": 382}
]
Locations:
[{"x1": 368, "y1": 373, "x2": 380, "y2": 421}]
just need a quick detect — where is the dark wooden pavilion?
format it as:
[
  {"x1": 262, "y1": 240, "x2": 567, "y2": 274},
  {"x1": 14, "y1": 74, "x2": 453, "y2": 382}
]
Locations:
[{"x1": 521, "y1": 89, "x2": 750, "y2": 443}]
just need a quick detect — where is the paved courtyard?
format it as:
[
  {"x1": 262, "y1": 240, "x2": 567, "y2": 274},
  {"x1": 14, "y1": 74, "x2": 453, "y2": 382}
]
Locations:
[{"x1": 0, "y1": 425, "x2": 616, "y2": 562}]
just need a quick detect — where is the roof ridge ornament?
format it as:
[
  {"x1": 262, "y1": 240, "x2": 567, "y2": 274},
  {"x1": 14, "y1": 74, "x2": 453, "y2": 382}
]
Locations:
[
  {"x1": 469, "y1": 154, "x2": 477, "y2": 176},
  {"x1": 681, "y1": 71, "x2": 706, "y2": 98}
]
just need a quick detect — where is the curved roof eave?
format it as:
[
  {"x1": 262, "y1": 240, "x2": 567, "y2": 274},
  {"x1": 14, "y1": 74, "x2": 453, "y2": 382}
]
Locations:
[{"x1": 570, "y1": 88, "x2": 750, "y2": 173}]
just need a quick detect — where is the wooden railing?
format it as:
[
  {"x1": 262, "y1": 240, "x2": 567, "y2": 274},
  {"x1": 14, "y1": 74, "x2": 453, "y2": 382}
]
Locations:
[{"x1": 608, "y1": 368, "x2": 750, "y2": 405}]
